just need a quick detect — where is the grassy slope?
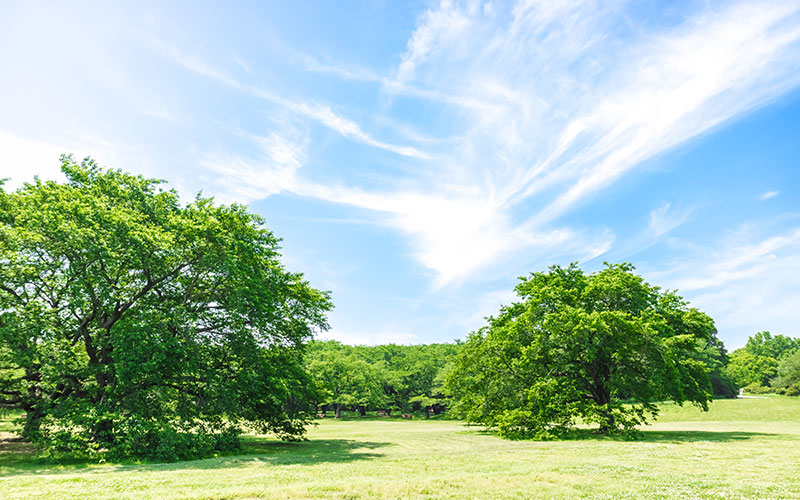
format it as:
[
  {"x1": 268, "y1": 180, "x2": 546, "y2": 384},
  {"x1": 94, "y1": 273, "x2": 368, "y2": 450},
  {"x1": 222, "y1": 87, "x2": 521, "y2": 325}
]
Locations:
[{"x1": 1, "y1": 398, "x2": 799, "y2": 499}]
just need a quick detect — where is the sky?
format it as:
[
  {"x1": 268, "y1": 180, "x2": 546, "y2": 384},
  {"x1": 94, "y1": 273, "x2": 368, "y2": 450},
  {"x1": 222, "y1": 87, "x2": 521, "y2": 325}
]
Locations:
[{"x1": 0, "y1": 0, "x2": 798, "y2": 349}]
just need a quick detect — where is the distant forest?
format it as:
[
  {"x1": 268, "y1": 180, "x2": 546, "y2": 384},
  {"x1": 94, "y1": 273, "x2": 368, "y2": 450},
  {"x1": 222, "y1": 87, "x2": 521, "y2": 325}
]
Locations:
[
  {"x1": 306, "y1": 341, "x2": 459, "y2": 418},
  {"x1": 306, "y1": 331, "x2": 800, "y2": 418}
]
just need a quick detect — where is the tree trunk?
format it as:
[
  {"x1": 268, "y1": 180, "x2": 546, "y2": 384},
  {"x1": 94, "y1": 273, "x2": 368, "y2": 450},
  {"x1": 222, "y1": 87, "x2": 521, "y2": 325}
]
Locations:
[
  {"x1": 21, "y1": 403, "x2": 43, "y2": 440},
  {"x1": 92, "y1": 418, "x2": 115, "y2": 445},
  {"x1": 358, "y1": 406, "x2": 366, "y2": 416},
  {"x1": 590, "y1": 382, "x2": 615, "y2": 433},
  {"x1": 335, "y1": 403, "x2": 341, "y2": 418}
]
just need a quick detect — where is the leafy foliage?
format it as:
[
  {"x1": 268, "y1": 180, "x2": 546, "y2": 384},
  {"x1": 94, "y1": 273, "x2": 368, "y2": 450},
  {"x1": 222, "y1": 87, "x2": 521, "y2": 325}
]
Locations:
[
  {"x1": 0, "y1": 156, "x2": 332, "y2": 460},
  {"x1": 772, "y1": 350, "x2": 800, "y2": 396},
  {"x1": 722, "y1": 350, "x2": 779, "y2": 389},
  {"x1": 306, "y1": 341, "x2": 388, "y2": 417},
  {"x1": 744, "y1": 332, "x2": 799, "y2": 360},
  {"x1": 305, "y1": 341, "x2": 457, "y2": 416},
  {"x1": 445, "y1": 263, "x2": 716, "y2": 438},
  {"x1": 722, "y1": 331, "x2": 799, "y2": 394}
]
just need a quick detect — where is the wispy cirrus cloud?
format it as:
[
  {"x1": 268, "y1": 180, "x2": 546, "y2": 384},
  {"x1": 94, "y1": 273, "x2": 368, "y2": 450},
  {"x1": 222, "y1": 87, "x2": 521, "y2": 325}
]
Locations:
[
  {"x1": 645, "y1": 223, "x2": 800, "y2": 346},
  {"x1": 648, "y1": 202, "x2": 693, "y2": 238},
  {"x1": 760, "y1": 190, "x2": 780, "y2": 200},
  {"x1": 367, "y1": 0, "x2": 800, "y2": 283},
  {"x1": 200, "y1": 126, "x2": 309, "y2": 204},
  {"x1": 155, "y1": 1, "x2": 800, "y2": 289},
  {"x1": 156, "y1": 41, "x2": 429, "y2": 159}
]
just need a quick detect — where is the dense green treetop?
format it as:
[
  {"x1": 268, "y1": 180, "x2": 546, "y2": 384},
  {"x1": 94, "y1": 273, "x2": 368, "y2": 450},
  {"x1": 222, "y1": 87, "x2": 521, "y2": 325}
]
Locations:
[
  {"x1": 0, "y1": 156, "x2": 332, "y2": 460},
  {"x1": 306, "y1": 341, "x2": 388, "y2": 417},
  {"x1": 744, "y1": 331, "x2": 799, "y2": 360}
]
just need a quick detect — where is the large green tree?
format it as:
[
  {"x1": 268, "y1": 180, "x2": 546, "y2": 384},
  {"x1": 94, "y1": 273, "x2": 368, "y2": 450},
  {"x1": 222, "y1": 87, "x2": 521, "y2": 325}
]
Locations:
[
  {"x1": 446, "y1": 263, "x2": 716, "y2": 439},
  {"x1": 0, "y1": 157, "x2": 332, "y2": 460}
]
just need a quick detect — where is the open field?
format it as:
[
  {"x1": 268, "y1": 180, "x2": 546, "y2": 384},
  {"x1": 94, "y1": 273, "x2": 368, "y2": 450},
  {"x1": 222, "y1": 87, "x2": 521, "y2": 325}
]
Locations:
[{"x1": 2, "y1": 397, "x2": 800, "y2": 499}]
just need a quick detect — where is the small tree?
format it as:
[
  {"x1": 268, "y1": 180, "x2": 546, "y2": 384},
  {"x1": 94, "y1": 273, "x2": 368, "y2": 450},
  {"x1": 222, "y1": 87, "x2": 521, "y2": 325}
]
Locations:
[
  {"x1": 446, "y1": 263, "x2": 716, "y2": 439},
  {"x1": 722, "y1": 350, "x2": 779, "y2": 388},
  {"x1": 772, "y1": 350, "x2": 800, "y2": 396},
  {"x1": 0, "y1": 157, "x2": 332, "y2": 460}
]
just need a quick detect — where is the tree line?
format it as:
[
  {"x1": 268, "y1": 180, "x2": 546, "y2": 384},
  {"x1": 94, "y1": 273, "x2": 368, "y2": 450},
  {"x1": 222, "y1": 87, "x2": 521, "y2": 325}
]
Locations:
[
  {"x1": 306, "y1": 341, "x2": 458, "y2": 418},
  {"x1": 1, "y1": 158, "x2": 796, "y2": 461},
  {"x1": 722, "y1": 331, "x2": 800, "y2": 396}
]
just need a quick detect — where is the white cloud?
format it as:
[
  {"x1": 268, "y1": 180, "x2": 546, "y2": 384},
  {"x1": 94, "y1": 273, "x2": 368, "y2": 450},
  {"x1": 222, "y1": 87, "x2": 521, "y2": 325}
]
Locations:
[
  {"x1": 0, "y1": 129, "x2": 138, "y2": 190},
  {"x1": 319, "y1": 327, "x2": 420, "y2": 346},
  {"x1": 648, "y1": 202, "x2": 692, "y2": 238},
  {"x1": 156, "y1": 2, "x2": 800, "y2": 288},
  {"x1": 645, "y1": 224, "x2": 800, "y2": 347},
  {"x1": 0, "y1": 131, "x2": 67, "y2": 189},
  {"x1": 395, "y1": 0, "x2": 475, "y2": 84},
  {"x1": 141, "y1": 104, "x2": 177, "y2": 122},
  {"x1": 286, "y1": 100, "x2": 429, "y2": 159},
  {"x1": 157, "y1": 41, "x2": 429, "y2": 159},
  {"x1": 371, "y1": 0, "x2": 800, "y2": 283},
  {"x1": 760, "y1": 190, "x2": 780, "y2": 200},
  {"x1": 662, "y1": 227, "x2": 800, "y2": 292},
  {"x1": 200, "y1": 129, "x2": 308, "y2": 204},
  {"x1": 283, "y1": 181, "x2": 616, "y2": 288}
]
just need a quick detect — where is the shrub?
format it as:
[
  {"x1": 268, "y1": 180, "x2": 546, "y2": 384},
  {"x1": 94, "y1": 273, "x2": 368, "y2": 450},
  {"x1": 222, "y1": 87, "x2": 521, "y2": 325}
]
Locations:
[{"x1": 742, "y1": 382, "x2": 772, "y2": 395}]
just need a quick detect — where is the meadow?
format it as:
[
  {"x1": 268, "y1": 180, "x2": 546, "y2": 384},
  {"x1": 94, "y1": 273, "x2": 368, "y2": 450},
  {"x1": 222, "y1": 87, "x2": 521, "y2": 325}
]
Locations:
[{"x1": 1, "y1": 397, "x2": 799, "y2": 500}]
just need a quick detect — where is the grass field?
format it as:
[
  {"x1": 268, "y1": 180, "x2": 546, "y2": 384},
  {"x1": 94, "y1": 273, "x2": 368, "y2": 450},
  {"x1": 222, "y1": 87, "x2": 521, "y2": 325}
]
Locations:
[{"x1": 2, "y1": 397, "x2": 800, "y2": 499}]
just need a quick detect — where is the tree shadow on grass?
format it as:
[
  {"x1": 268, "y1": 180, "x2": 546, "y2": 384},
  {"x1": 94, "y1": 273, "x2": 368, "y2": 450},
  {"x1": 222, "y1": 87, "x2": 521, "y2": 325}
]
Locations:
[
  {"x1": 637, "y1": 429, "x2": 781, "y2": 443},
  {"x1": 0, "y1": 436, "x2": 390, "y2": 477},
  {"x1": 560, "y1": 428, "x2": 782, "y2": 443},
  {"x1": 192, "y1": 437, "x2": 390, "y2": 469},
  {"x1": 455, "y1": 427, "x2": 781, "y2": 443}
]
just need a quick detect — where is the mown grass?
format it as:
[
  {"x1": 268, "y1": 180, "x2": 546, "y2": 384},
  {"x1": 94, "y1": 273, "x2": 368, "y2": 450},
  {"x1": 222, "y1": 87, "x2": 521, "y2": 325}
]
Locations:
[{"x1": 2, "y1": 397, "x2": 799, "y2": 499}]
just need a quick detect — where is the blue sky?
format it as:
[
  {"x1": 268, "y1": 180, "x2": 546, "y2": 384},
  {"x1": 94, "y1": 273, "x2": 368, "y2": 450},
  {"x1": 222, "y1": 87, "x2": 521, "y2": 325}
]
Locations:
[{"x1": 1, "y1": 1, "x2": 798, "y2": 348}]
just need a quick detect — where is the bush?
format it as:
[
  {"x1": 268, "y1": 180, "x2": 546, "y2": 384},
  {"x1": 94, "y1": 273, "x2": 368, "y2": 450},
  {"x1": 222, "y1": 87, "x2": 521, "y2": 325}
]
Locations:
[
  {"x1": 110, "y1": 420, "x2": 241, "y2": 462},
  {"x1": 742, "y1": 382, "x2": 772, "y2": 395},
  {"x1": 37, "y1": 413, "x2": 242, "y2": 462}
]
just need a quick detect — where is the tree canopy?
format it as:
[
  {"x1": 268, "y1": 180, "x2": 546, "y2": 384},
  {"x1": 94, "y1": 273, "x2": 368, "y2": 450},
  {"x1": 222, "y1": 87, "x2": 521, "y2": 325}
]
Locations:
[
  {"x1": 0, "y1": 156, "x2": 332, "y2": 460},
  {"x1": 773, "y1": 350, "x2": 800, "y2": 396},
  {"x1": 725, "y1": 331, "x2": 800, "y2": 394},
  {"x1": 445, "y1": 263, "x2": 717, "y2": 439},
  {"x1": 722, "y1": 350, "x2": 779, "y2": 388},
  {"x1": 305, "y1": 340, "x2": 458, "y2": 416},
  {"x1": 744, "y1": 332, "x2": 799, "y2": 360},
  {"x1": 306, "y1": 341, "x2": 389, "y2": 417}
]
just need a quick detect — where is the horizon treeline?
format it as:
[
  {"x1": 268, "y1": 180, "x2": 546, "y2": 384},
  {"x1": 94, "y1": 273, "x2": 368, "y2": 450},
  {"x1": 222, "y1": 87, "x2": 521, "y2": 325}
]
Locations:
[
  {"x1": 306, "y1": 331, "x2": 800, "y2": 418},
  {"x1": 305, "y1": 340, "x2": 459, "y2": 417},
  {"x1": 722, "y1": 332, "x2": 800, "y2": 396}
]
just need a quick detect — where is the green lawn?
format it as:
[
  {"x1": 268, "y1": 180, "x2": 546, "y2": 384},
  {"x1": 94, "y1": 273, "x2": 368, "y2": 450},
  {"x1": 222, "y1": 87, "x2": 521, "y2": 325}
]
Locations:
[{"x1": 2, "y1": 397, "x2": 799, "y2": 499}]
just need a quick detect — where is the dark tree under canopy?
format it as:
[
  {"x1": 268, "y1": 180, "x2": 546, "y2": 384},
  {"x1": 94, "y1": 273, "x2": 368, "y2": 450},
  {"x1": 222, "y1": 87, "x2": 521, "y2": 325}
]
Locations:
[
  {"x1": 0, "y1": 156, "x2": 332, "y2": 460},
  {"x1": 445, "y1": 263, "x2": 717, "y2": 439}
]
